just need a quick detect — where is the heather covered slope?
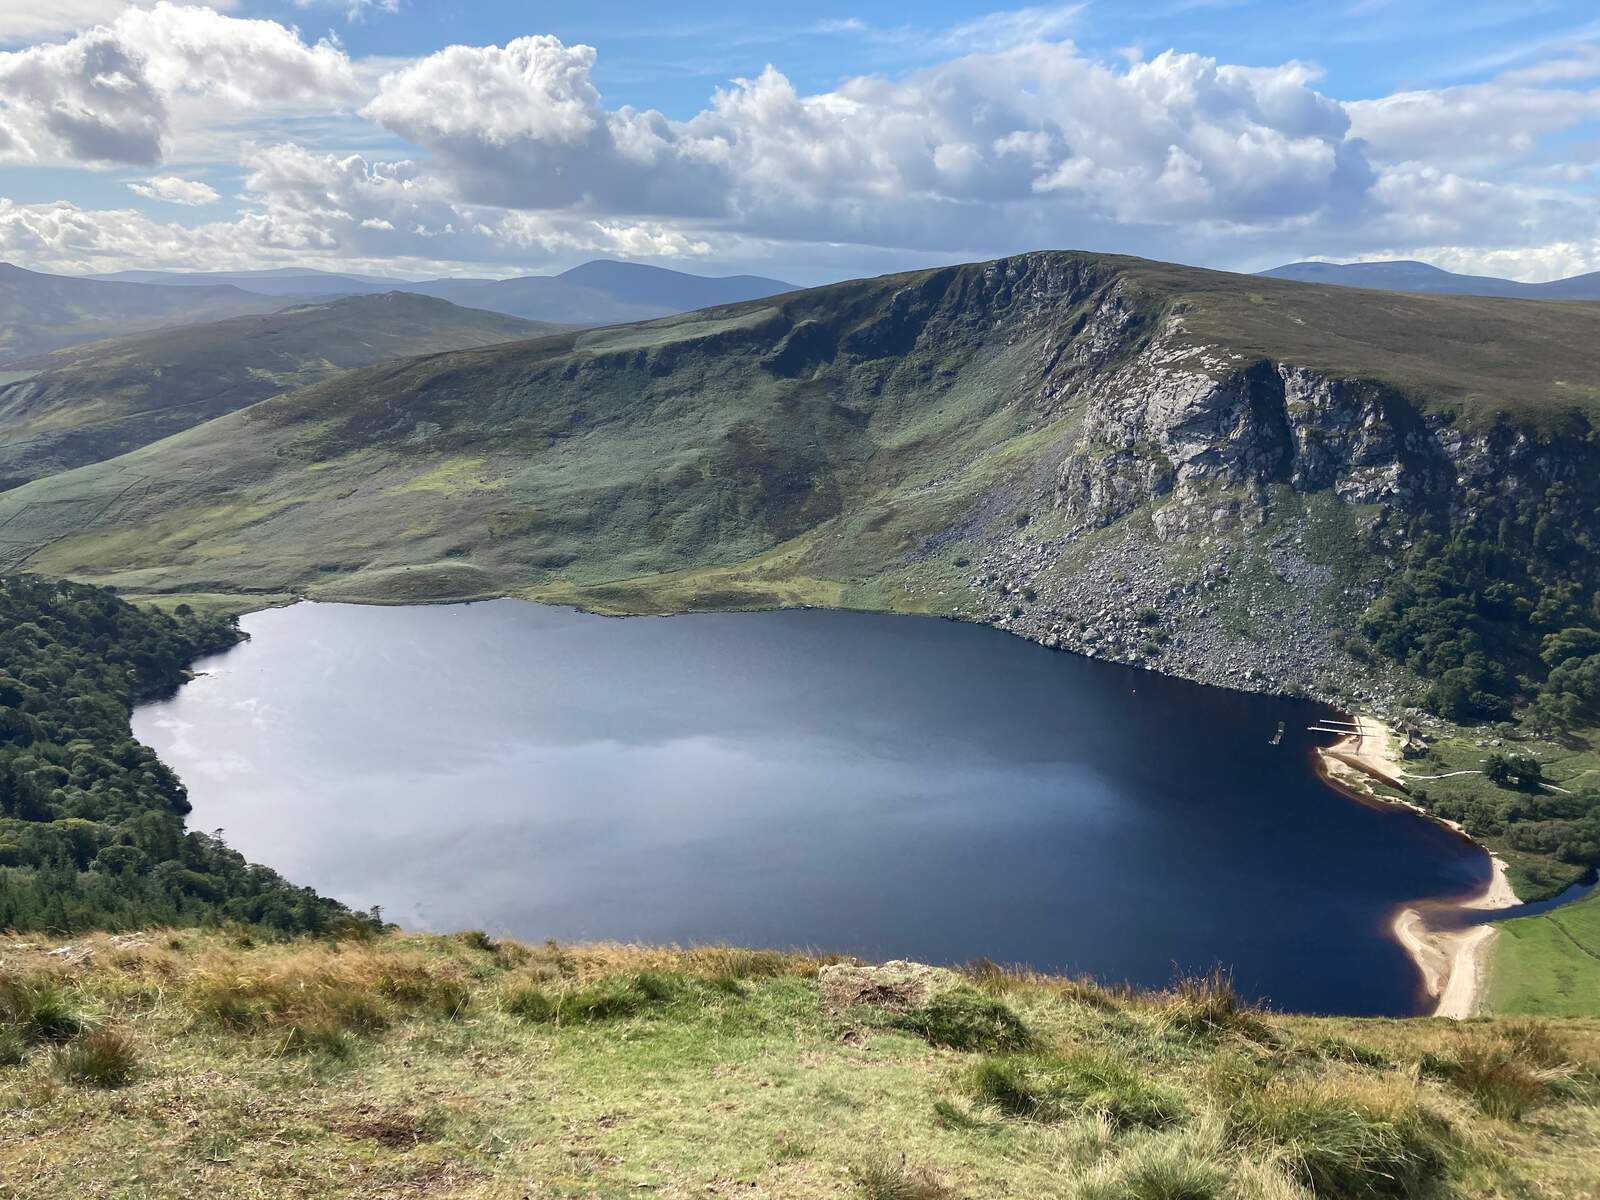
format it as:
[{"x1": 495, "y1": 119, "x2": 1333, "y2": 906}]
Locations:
[
  {"x1": 0, "y1": 293, "x2": 560, "y2": 489},
  {"x1": 2, "y1": 930, "x2": 1597, "y2": 1199},
  {"x1": 0, "y1": 253, "x2": 1116, "y2": 604}
]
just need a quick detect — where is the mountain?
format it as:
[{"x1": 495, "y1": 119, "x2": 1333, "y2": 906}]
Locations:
[
  {"x1": 86, "y1": 259, "x2": 797, "y2": 322},
  {"x1": 3, "y1": 248, "x2": 1600, "y2": 893},
  {"x1": 90, "y1": 267, "x2": 402, "y2": 297},
  {"x1": 1260, "y1": 258, "x2": 1600, "y2": 300},
  {"x1": 0, "y1": 292, "x2": 558, "y2": 489},
  {"x1": 1, "y1": 247, "x2": 1592, "y2": 616},
  {"x1": 555, "y1": 259, "x2": 797, "y2": 310},
  {"x1": 403, "y1": 259, "x2": 796, "y2": 324},
  {"x1": 0, "y1": 263, "x2": 294, "y2": 364}
]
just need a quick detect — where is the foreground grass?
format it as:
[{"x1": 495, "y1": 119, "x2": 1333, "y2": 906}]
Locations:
[
  {"x1": 1492, "y1": 889, "x2": 1600, "y2": 1018},
  {"x1": 1, "y1": 933, "x2": 1597, "y2": 1199}
]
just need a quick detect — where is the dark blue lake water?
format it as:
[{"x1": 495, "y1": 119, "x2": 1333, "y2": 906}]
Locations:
[{"x1": 133, "y1": 600, "x2": 1491, "y2": 1016}]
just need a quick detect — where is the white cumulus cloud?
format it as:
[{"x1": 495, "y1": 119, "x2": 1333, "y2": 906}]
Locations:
[
  {"x1": 4, "y1": 12, "x2": 1600, "y2": 282},
  {"x1": 128, "y1": 175, "x2": 220, "y2": 205},
  {"x1": 0, "y1": 0, "x2": 239, "y2": 44},
  {"x1": 1349, "y1": 82, "x2": 1600, "y2": 171},
  {"x1": 0, "y1": 2, "x2": 357, "y2": 167},
  {"x1": 362, "y1": 37, "x2": 1372, "y2": 251}
]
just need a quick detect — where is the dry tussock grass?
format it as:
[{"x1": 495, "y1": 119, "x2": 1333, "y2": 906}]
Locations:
[
  {"x1": 3, "y1": 928, "x2": 1598, "y2": 1198},
  {"x1": 181, "y1": 943, "x2": 474, "y2": 1039}
]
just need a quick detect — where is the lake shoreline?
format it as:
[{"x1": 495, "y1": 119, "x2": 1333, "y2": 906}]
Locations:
[
  {"x1": 1314, "y1": 715, "x2": 1517, "y2": 1018},
  {"x1": 139, "y1": 599, "x2": 1476, "y2": 1017}
]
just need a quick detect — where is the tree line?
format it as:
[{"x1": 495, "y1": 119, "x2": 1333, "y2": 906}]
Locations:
[
  {"x1": 0, "y1": 575, "x2": 363, "y2": 933},
  {"x1": 1359, "y1": 479, "x2": 1600, "y2": 729},
  {"x1": 1356, "y1": 470, "x2": 1600, "y2": 877}
]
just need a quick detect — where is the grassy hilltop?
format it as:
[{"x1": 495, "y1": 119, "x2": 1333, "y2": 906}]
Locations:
[{"x1": 2, "y1": 929, "x2": 1598, "y2": 1200}]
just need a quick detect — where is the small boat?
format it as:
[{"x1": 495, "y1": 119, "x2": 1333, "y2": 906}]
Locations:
[{"x1": 1268, "y1": 721, "x2": 1284, "y2": 746}]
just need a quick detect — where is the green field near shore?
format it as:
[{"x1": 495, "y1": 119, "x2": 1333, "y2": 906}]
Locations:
[
  {"x1": 1491, "y1": 889, "x2": 1600, "y2": 1017},
  {"x1": 1401, "y1": 729, "x2": 1600, "y2": 901}
]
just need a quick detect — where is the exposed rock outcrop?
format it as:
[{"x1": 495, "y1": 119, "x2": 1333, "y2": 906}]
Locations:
[{"x1": 947, "y1": 280, "x2": 1598, "y2": 709}]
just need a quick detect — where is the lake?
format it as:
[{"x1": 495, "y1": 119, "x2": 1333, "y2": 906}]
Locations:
[{"x1": 133, "y1": 599, "x2": 1491, "y2": 1016}]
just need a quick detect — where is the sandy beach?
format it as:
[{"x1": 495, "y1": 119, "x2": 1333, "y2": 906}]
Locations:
[
  {"x1": 1315, "y1": 714, "x2": 1518, "y2": 1018},
  {"x1": 1392, "y1": 856, "x2": 1517, "y2": 1018},
  {"x1": 1319, "y1": 714, "x2": 1409, "y2": 794}
]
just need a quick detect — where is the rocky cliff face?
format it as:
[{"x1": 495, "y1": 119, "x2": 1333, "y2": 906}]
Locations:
[
  {"x1": 953, "y1": 288, "x2": 1596, "y2": 708},
  {"x1": 1056, "y1": 313, "x2": 1466, "y2": 535}
]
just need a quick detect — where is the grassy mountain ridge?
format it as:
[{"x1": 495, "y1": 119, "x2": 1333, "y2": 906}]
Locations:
[
  {"x1": 0, "y1": 293, "x2": 560, "y2": 489},
  {"x1": 2, "y1": 250, "x2": 1597, "y2": 605},
  {"x1": 1124, "y1": 256, "x2": 1600, "y2": 424},
  {"x1": 0, "y1": 264, "x2": 292, "y2": 365}
]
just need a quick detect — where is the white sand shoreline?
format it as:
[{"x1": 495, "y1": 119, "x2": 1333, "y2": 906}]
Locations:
[{"x1": 1314, "y1": 715, "x2": 1517, "y2": 1019}]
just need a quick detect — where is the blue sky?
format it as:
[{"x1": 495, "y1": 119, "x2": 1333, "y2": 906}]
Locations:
[
  {"x1": 1, "y1": 1, "x2": 1598, "y2": 282},
  {"x1": 249, "y1": 1, "x2": 1595, "y2": 107}
]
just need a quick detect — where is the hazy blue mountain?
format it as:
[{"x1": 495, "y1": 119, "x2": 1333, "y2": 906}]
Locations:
[
  {"x1": 90, "y1": 267, "x2": 401, "y2": 297},
  {"x1": 554, "y1": 260, "x2": 795, "y2": 309},
  {"x1": 404, "y1": 260, "x2": 796, "y2": 324},
  {"x1": 1260, "y1": 259, "x2": 1600, "y2": 299},
  {"x1": 84, "y1": 259, "x2": 797, "y2": 324},
  {"x1": 0, "y1": 263, "x2": 290, "y2": 364}
]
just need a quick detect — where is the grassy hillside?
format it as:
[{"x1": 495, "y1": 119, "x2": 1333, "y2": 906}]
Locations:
[
  {"x1": 4, "y1": 251, "x2": 1597, "y2": 605},
  {"x1": 0, "y1": 256, "x2": 1077, "y2": 601},
  {"x1": 0, "y1": 293, "x2": 560, "y2": 489},
  {"x1": 0, "y1": 264, "x2": 290, "y2": 365},
  {"x1": 2, "y1": 930, "x2": 1596, "y2": 1199}
]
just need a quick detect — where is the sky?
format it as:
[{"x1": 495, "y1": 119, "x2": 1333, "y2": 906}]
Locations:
[{"x1": 0, "y1": 1, "x2": 1597, "y2": 284}]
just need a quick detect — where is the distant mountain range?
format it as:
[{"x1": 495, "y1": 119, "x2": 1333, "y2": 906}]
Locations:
[
  {"x1": 0, "y1": 292, "x2": 555, "y2": 489},
  {"x1": 1260, "y1": 259, "x2": 1600, "y2": 300},
  {"x1": 91, "y1": 267, "x2": 400, "y2": 297},
  {"x1": 0, "y1": 264, "x2": 292, "y2": 364},
  {"x1": 90, "y1": 260, "x2": 798, "y2": 325}
]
